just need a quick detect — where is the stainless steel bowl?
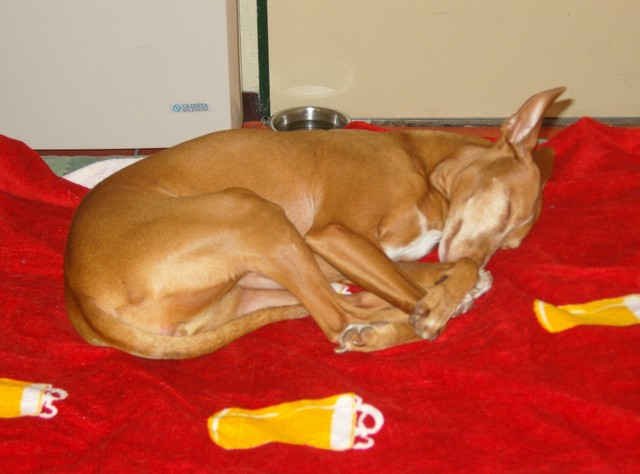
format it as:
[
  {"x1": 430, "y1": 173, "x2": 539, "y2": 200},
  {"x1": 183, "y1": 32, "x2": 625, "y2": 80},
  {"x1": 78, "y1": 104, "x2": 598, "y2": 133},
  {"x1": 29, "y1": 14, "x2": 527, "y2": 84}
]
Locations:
[{"x1": 269, "y1": 106, "x2": 350, "y2": 131}]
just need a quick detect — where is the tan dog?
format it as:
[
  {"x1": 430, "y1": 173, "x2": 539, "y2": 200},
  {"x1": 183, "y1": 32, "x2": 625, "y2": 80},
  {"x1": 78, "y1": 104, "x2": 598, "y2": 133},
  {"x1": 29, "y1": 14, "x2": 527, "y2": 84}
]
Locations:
[{"x1": 65, "y1": 87, "x2": 563, "y2": 358}]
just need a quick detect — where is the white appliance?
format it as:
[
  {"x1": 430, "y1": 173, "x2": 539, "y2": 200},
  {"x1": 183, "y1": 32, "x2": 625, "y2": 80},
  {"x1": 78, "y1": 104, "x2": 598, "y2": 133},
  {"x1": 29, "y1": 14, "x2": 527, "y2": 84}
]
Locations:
[{"x1": 0, "y1": 0, "x2": 242, "y2": 149}]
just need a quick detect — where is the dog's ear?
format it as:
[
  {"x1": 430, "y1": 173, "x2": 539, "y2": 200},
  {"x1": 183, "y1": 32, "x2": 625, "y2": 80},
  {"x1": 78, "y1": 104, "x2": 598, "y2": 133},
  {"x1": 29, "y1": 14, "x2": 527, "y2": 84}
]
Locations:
[{"x1": 498, "y1": 87, "x2": 566, "y2": 159}]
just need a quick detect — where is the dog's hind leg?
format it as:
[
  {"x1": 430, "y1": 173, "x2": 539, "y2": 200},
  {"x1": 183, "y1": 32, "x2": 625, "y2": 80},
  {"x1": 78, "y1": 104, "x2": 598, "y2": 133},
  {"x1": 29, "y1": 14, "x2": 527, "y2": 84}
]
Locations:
[
  {"x1": 67, "y1": 187, "x2": 367, "y2": 357},
  {"x1": 147, "y1": 187, "x2": 367, "y2": 344}
]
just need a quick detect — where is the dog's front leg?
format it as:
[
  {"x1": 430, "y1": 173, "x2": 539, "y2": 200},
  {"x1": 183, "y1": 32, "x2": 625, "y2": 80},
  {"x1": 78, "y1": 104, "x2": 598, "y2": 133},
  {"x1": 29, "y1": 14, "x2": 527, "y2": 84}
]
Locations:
[
  {"x1": 305, "y1": 224, "x2": 432, "y2": 349},
  {"x1": 306, "y1": 224, "x2": 426, "y2": 315}
]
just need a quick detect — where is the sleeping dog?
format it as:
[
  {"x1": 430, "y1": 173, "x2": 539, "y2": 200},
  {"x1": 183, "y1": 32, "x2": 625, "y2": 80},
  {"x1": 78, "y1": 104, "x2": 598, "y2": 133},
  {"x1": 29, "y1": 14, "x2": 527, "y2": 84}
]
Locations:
[{"x1": 65, "y1": 87, "x2": 563, "y2": 357}]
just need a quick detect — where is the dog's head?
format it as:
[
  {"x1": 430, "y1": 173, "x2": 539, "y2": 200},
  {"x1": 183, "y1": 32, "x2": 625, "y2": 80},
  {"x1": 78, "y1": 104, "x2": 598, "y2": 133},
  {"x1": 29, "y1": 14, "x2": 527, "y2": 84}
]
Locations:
[{"x1": 431, "y1": 87, "x2": 565, "y2": 267}]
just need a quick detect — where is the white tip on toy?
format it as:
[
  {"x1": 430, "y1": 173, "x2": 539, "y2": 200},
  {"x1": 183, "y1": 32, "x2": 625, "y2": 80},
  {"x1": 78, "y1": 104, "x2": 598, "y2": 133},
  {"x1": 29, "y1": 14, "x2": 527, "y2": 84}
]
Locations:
[{"x1": 0, "y1": 378, "x2": 68, "y2": 419}]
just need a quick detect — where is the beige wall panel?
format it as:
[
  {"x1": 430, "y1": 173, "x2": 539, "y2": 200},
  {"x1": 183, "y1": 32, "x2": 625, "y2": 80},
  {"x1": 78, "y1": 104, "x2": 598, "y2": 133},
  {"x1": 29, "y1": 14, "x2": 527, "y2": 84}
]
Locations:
[
  {"x1": 239, "y1": 0, "x2": 259, "y2": 92},
  {"x1": 268, "y1": 0, "x2": 639, "y2": 119}
]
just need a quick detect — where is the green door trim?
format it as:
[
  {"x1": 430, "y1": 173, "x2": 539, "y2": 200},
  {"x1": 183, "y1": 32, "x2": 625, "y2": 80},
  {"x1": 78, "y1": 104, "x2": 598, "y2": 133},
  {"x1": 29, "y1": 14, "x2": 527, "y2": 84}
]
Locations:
[{"x1": 257, "y1": 0, "x2": 270, "y2": 119}]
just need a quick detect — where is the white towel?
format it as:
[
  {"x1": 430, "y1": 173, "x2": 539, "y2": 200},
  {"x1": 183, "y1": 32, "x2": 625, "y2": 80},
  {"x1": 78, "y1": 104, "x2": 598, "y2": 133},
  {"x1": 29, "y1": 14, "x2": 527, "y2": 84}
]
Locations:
[{"x1": 63, "y1": 157, "x2": 143, "y2": 188}]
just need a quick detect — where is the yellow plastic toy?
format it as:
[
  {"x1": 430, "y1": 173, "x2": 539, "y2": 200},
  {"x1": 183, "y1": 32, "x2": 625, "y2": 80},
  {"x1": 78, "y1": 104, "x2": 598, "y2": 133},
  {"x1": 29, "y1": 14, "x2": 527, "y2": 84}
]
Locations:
[
  {"x1": 208, "y1": 393, "x2": 384, "y2": 451},
  {"x1": 0, "y1": 378, "x2": 68, "y2": 419},
  {"x1": 534, "y1": 294, "x2": 640, "y2": 333}
]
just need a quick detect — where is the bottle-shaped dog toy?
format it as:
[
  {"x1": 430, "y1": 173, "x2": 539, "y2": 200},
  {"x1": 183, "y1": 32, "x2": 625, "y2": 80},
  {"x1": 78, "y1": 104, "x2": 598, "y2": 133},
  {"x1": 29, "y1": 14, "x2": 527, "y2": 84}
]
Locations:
[
  {"x1": 0, "y1": 378, "x2": 67, "y2": 418},
  {"x1": 208, "y1": 393, "x2": 384, "y2": 451},
  {"x1": 534, "y1": 294, "x2": 640, "y2": 333}
]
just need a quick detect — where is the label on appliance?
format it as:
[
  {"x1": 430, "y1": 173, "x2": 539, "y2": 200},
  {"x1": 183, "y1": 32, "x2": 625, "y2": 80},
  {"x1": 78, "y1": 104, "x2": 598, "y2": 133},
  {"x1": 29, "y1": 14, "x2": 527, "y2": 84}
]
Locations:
[{"x1": 171, "y1": 103, "x2": 209, "y2": 112}]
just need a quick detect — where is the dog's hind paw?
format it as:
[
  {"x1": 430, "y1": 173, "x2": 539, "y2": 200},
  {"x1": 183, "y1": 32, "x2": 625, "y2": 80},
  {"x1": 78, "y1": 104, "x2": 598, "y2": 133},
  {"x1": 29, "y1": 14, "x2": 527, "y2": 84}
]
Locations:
[
  {"x1": 336, "y1": 323, "x2": 374, "y2": 353},
  {"x1": 336, "y1": 322, "x2": 391, "y2": 353}
]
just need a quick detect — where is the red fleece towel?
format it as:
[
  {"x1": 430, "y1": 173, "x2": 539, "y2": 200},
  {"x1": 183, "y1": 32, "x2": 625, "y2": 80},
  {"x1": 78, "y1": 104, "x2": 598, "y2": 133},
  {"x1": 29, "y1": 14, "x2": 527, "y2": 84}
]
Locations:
[{"x1": 1, "y1": 118, "x2": 639, "y2": 473}]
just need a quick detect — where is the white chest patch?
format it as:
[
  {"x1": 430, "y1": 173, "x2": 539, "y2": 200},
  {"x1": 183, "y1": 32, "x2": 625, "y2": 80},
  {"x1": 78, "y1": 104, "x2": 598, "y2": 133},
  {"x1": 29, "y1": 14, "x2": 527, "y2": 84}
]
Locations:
[{"x1": 382, "y1": 211, "x2": 442, "y2": 261}]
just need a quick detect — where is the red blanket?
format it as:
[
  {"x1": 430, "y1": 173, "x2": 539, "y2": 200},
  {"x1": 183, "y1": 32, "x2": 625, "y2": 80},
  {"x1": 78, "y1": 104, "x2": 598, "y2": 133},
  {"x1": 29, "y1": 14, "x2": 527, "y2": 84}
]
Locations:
[{"x1": 1, "y1": 118, "x2": 639, "y2": 473}]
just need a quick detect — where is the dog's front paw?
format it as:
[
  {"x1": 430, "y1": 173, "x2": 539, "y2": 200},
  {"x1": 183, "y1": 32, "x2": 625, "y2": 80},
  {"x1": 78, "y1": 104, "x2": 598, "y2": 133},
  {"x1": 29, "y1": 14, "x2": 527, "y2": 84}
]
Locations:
[
  {"x1": 410, "y1": 259, "x2": 485, "y2": 339},
  {"x1": 410, "y1": 275, "x2": 475, "y2": 340},
  {"x1": 453, "y1": 268, "x2": 493, "y2": 316},
  {"x1": 409, "y1": 287, "x2": 449, "y2": 341},
  {"x1": 471, "y1": 269, "x2": 493, "y2": 299}
]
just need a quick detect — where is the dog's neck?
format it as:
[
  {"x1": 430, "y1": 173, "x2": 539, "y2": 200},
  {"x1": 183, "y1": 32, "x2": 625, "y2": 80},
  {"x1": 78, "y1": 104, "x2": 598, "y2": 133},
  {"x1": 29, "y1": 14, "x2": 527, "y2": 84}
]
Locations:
[
  {"x1": 396, "y1": 129, "x2": 491, "y2": 173},
  {"x1": 396, "y1": 130, "x2": 493, "y2": 232}
]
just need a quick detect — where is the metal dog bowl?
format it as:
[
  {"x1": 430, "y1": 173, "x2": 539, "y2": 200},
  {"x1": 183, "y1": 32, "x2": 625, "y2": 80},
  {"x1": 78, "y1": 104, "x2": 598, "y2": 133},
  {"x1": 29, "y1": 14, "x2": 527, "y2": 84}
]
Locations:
[{"x1": 269, "y1": 106, "x2": 350, "y2": 131}]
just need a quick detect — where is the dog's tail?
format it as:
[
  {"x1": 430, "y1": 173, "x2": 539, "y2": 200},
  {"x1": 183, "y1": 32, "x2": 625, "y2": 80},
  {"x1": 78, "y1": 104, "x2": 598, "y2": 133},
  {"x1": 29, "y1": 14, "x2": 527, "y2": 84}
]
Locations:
[{"x1": 65, "y1": 287, "x2": 307, "y2": 359}]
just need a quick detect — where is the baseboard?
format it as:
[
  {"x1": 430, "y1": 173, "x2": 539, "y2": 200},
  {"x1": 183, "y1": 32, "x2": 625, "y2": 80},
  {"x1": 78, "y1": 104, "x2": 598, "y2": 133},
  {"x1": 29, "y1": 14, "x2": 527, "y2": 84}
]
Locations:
[{"x1": 365, "y1": 116, "x2": 640, "y2": 127}]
